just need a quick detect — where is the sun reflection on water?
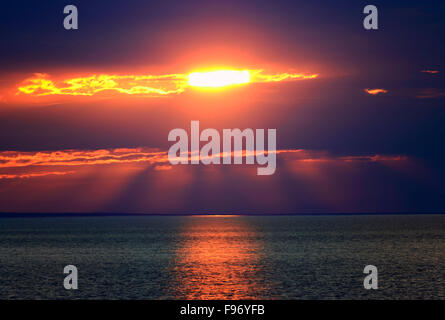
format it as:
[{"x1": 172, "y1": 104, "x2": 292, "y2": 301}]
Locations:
[{"x1": 171, "y1": 216, "x2": 266, "y2": 299}]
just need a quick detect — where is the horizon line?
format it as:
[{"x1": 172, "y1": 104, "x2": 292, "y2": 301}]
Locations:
[{"x1": 0, "y1": 212, "x2": 444, "y2": 218}]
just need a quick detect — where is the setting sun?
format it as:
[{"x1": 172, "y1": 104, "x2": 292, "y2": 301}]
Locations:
[{"x1": 188, "y1": 70, "x2": 250, "y2": 88}]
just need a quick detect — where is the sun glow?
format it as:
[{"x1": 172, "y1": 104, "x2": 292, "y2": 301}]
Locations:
[{"x1": 188, "y1": 70, "x2": 250, "y2": 88}]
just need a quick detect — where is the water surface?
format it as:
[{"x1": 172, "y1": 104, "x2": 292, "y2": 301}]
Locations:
[{"x1": 0, "y1": 215, "x2": 444, "y2": 299}]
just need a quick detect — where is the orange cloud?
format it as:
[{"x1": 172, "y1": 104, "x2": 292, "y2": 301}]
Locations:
[
  {"x1": 0, "y1": 148, "x2": 167, "y2": 168},
  {"x1": 416, "y1": 88, "x2": 445, "y2": 99},
  {"x1": 0, "y1": 148, "x2": 408, "y2": 169},
  {"x1": 0, "y1": 147, "x2": 409, "y2": 181},
  {"x1": 365, "y1": 88, "x2": 388, "y2": 95},
  {"x1": 277, "y1": 149, "x2": 407, "y2": 163},
  {"x1": 154, "y1": 165, "x2": 173, "y2": 171},
  {"x1": 421, "y1": 70, "x2": 439, "y2": 74},
  {"x1": 0, "y1": 171, "x2": 75, "y2": 180}
]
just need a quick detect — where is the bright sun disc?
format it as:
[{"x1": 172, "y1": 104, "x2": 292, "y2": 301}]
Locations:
[{"x1": 188, "y1": 70, "x2": 250, "y2": 88}]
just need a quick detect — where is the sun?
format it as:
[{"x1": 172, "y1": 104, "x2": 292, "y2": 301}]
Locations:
[{"x1": 188, "y1": 70, "x2": 250, "y2": 88}]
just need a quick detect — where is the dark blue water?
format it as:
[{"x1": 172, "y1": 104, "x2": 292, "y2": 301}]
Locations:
[{"x1": 0, "y1": 215, "x2": 444, "y2": 299}]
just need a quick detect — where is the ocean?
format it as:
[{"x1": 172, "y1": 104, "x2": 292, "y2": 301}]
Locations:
[{"x1": 0, "y1": 215, "x2": 444, "y2": 299}]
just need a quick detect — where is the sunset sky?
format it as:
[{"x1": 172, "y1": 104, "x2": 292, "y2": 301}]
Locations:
[{"x1": 0, "y1": 0, "x2": 444, "y2": 213}]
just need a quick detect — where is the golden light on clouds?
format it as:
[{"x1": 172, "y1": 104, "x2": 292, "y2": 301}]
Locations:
[
  {"x1": 17, "y1": 73, "x2": 188, "y2": 97},
  {"x1": 15, "y1": 69, "x2": 318, "y2": 98},
  {"x1": 251, "y1": 70, "x2": 318, "y2": 82}
]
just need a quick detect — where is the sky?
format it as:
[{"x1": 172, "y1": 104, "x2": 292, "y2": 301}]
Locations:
[{"x1": 0, "y1": 0, "x2": 444, "y2": 214}]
